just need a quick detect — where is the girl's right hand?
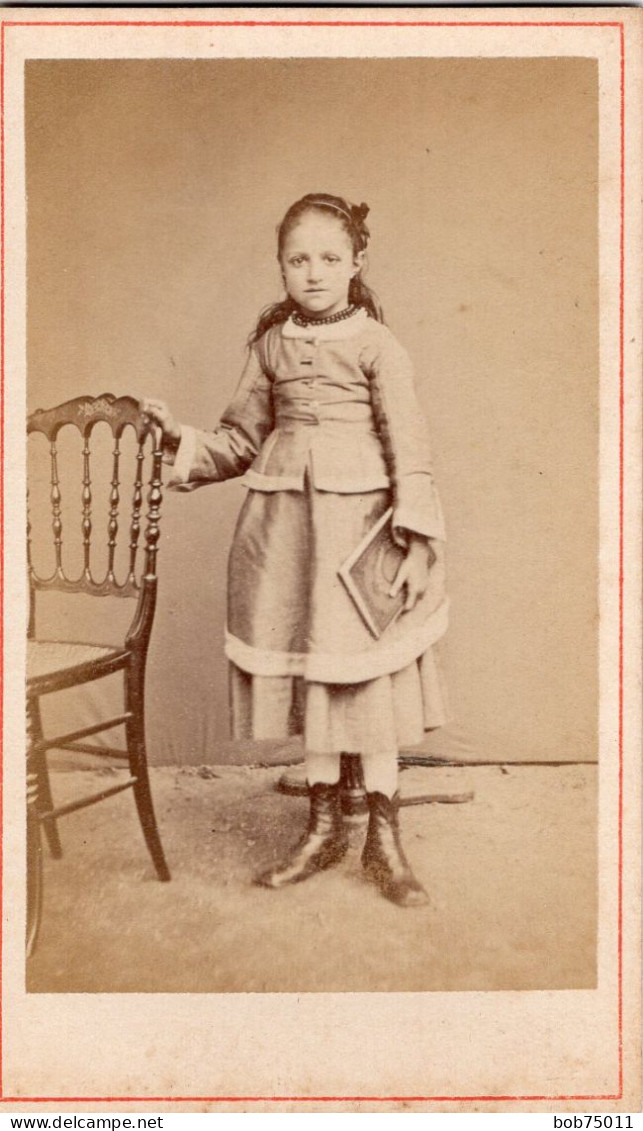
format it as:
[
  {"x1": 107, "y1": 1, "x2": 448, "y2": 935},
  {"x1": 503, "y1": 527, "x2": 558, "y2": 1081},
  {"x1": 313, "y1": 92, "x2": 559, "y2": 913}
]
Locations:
[{"x1": 139, "y1": 398, "x2": 181, "y2": 444}]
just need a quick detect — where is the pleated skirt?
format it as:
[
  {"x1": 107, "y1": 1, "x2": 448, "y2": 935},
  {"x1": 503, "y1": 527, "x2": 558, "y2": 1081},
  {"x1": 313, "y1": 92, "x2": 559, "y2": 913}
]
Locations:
[{"x1": 226, "y1": 477, "x2": 449, "y2": 757}]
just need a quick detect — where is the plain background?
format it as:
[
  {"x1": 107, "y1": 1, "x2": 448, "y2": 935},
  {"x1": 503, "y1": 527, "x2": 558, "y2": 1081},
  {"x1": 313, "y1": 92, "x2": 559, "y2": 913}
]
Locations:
[{"x1": 25, "y1": 56, "x2": 598, "y2": 765}]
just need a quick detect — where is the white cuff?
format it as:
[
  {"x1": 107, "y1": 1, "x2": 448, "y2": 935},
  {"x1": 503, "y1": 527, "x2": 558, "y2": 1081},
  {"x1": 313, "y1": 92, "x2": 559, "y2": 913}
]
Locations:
[
  {"x1": 392, "y1": 505, "x2": 446, "y2": 543},
  {"x1": 165, "y1": 425, "x2": 197, "y2": 488}
]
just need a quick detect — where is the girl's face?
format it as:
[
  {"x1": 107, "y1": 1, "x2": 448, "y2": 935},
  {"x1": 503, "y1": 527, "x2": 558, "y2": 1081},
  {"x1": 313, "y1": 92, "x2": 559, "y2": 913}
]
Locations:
[{"x1": 280, "y1": 211, "x2": 363, "y2": 319}]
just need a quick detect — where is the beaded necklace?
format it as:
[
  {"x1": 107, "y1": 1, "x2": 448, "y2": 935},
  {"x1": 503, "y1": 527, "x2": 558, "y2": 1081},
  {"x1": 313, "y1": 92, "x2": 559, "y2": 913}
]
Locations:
[{"x1": 291, "y1": 303, "x2": 358, "y2": 328}]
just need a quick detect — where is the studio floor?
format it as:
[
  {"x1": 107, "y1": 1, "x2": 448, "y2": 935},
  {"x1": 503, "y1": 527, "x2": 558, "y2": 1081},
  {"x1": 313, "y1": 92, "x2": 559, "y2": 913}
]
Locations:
[{"x1": 26, "y1": 761, "x2": 597, "y2": 994}]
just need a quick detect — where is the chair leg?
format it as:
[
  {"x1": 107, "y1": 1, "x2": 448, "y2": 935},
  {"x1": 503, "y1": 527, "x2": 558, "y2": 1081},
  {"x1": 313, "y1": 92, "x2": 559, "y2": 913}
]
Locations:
[
  {"x1": 26, "y1": 698, "x2": 44, "y2": 956},
  {"x1": 30, "y1": 697, "x2": 62, "y2": 859},
  {"x1": 125, "y1": 661, "x2": 170, "y2": 882}
]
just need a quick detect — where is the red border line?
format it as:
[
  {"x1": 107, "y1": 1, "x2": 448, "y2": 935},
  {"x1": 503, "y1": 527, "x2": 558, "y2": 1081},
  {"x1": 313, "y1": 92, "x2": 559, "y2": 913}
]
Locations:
[
  {"x1": 0, "y1": 1093, "x2": 626, "y2": 1105},
  {"x1": 617, "y1": 20, "x2": 626, "y2": 1103},
  {"x1": 1, "y1": 17, "x2": 626, "y2": 1106},
  {"x1": 0, "y1": 15, "x2": 5, "y2": 1101},
  {"x1": 0, "y1": 20, "x2": 626, "y2": 28},
  {"x1": 0, "y1": 15, "x2": 5, "y2": 1102}
]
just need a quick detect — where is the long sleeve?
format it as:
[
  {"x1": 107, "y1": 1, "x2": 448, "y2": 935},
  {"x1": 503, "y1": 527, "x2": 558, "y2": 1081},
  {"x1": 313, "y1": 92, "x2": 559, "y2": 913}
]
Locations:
[
  {"x1": 164, "y1": 343, "x2": 275, "y2": 492},
  {"x1": 363, "y1": 326, "x2": 446, "y2": 543}
]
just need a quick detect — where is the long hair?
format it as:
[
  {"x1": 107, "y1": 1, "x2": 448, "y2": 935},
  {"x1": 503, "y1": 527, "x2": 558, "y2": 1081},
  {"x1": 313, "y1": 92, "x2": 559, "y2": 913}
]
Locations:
[{"x1": 249, "y1": 193, "x2": 384, "y2": 344}]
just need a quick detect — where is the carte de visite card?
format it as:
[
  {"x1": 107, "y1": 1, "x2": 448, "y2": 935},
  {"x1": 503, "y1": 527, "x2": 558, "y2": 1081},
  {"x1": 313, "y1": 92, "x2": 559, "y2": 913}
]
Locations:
[{"x1": 1, "y1": 6, "x2": 641, "y2": 1114}]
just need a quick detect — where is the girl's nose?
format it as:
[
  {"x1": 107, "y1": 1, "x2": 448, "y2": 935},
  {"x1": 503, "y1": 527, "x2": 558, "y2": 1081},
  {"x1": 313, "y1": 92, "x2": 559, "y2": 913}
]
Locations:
[{"x1": 307, "y1": 259, "x2": 323, "y2": 281}]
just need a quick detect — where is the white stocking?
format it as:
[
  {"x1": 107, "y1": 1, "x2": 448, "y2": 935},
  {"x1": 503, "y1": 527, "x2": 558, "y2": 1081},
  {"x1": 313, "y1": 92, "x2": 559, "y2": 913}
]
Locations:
[
  {"x1": 305, "y1": 751, "x2": 341, "y2": 786},
  {"x1": 361, "y1": 750, "x2": 399, "y2": 799}
]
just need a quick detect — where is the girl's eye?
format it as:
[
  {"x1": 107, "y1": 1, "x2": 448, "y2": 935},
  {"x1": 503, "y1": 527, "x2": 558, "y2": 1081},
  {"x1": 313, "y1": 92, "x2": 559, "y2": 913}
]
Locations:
[
  {"x1": 324, "y1": 256, "x2": 339, "y2": 263},
  {"x1": 289, "y1": 257, "x2": 305, "y2": 266}
]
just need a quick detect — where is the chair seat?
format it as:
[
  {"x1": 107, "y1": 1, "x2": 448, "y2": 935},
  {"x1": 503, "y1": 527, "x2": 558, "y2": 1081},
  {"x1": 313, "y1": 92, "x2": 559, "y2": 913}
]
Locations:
[{"x1": 27, "y1": 640, "x2": 129, "y2": 692}]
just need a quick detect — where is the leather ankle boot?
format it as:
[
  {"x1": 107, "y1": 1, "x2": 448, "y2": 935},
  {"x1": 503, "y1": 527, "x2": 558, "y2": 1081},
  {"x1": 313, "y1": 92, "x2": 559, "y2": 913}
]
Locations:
[
  {"x1": 256, "y1": 780, "x2": 349, "y2": 888},
  {"x1": 362, "y1": 791, "x2": 429, "y2": 908}
]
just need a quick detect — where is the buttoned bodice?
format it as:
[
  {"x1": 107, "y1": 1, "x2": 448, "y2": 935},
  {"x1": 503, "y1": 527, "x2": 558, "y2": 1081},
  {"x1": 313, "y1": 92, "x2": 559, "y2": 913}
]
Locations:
[
  {"x1": 167, "y1": 308, "x2": 446, "y2": 543},
  {"x1": 241, "y1": 313, "x2": 390, "y2": 492}
]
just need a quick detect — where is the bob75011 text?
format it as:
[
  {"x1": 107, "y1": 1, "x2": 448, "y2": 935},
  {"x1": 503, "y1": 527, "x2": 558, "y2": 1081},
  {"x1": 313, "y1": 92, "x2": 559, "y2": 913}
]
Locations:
[{"x1": 553, "y1": 1119, "x2": 635, "y2": 1129}]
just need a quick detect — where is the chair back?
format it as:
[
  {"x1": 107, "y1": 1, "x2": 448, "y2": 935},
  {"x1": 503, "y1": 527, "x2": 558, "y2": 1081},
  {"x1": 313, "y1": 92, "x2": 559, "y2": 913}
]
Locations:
[{"x1": 28, "y1": 393, "x2": 164, "y2": 640}]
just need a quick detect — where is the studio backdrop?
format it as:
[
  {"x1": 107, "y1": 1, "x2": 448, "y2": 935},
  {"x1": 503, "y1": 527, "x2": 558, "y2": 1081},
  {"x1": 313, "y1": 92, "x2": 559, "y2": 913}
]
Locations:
[{"x1": 26, "y1": 57, "x2": 598, "y2": 765}]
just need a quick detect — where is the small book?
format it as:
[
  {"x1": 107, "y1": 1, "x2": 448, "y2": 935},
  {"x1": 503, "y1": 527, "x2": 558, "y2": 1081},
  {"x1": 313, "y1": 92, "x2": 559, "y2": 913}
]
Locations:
[{"x1": 338, "y1": 507, "x2": 406, "y2": 639}]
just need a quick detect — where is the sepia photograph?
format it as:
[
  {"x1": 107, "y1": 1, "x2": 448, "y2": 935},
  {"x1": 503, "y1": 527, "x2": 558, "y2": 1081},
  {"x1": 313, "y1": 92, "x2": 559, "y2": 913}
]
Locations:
[
  {"x1": 24, "y1": 48, "x2": 599, "y2": 996},
  {"x1": 3, "y1": 7, "x2": 640, "y2": 1109}
]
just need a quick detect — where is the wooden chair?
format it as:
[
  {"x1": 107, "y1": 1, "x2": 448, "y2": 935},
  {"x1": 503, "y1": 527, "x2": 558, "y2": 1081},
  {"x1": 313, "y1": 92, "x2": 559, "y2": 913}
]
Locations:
[{"x1": 26, "y1": 393, "x2": 171, "y2": 956}]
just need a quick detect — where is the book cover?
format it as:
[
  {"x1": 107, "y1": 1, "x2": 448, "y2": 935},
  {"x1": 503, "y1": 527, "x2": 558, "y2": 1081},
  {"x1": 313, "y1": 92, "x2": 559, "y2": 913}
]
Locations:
[{"x1": 338, "y1": 507, "x2": 407, "y2": 638}]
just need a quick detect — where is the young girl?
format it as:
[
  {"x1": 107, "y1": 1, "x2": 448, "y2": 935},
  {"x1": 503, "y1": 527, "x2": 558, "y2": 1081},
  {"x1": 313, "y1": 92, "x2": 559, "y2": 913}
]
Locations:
[{"x1": 142, "y1": 192, "x2": 448, "y2": 908}]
